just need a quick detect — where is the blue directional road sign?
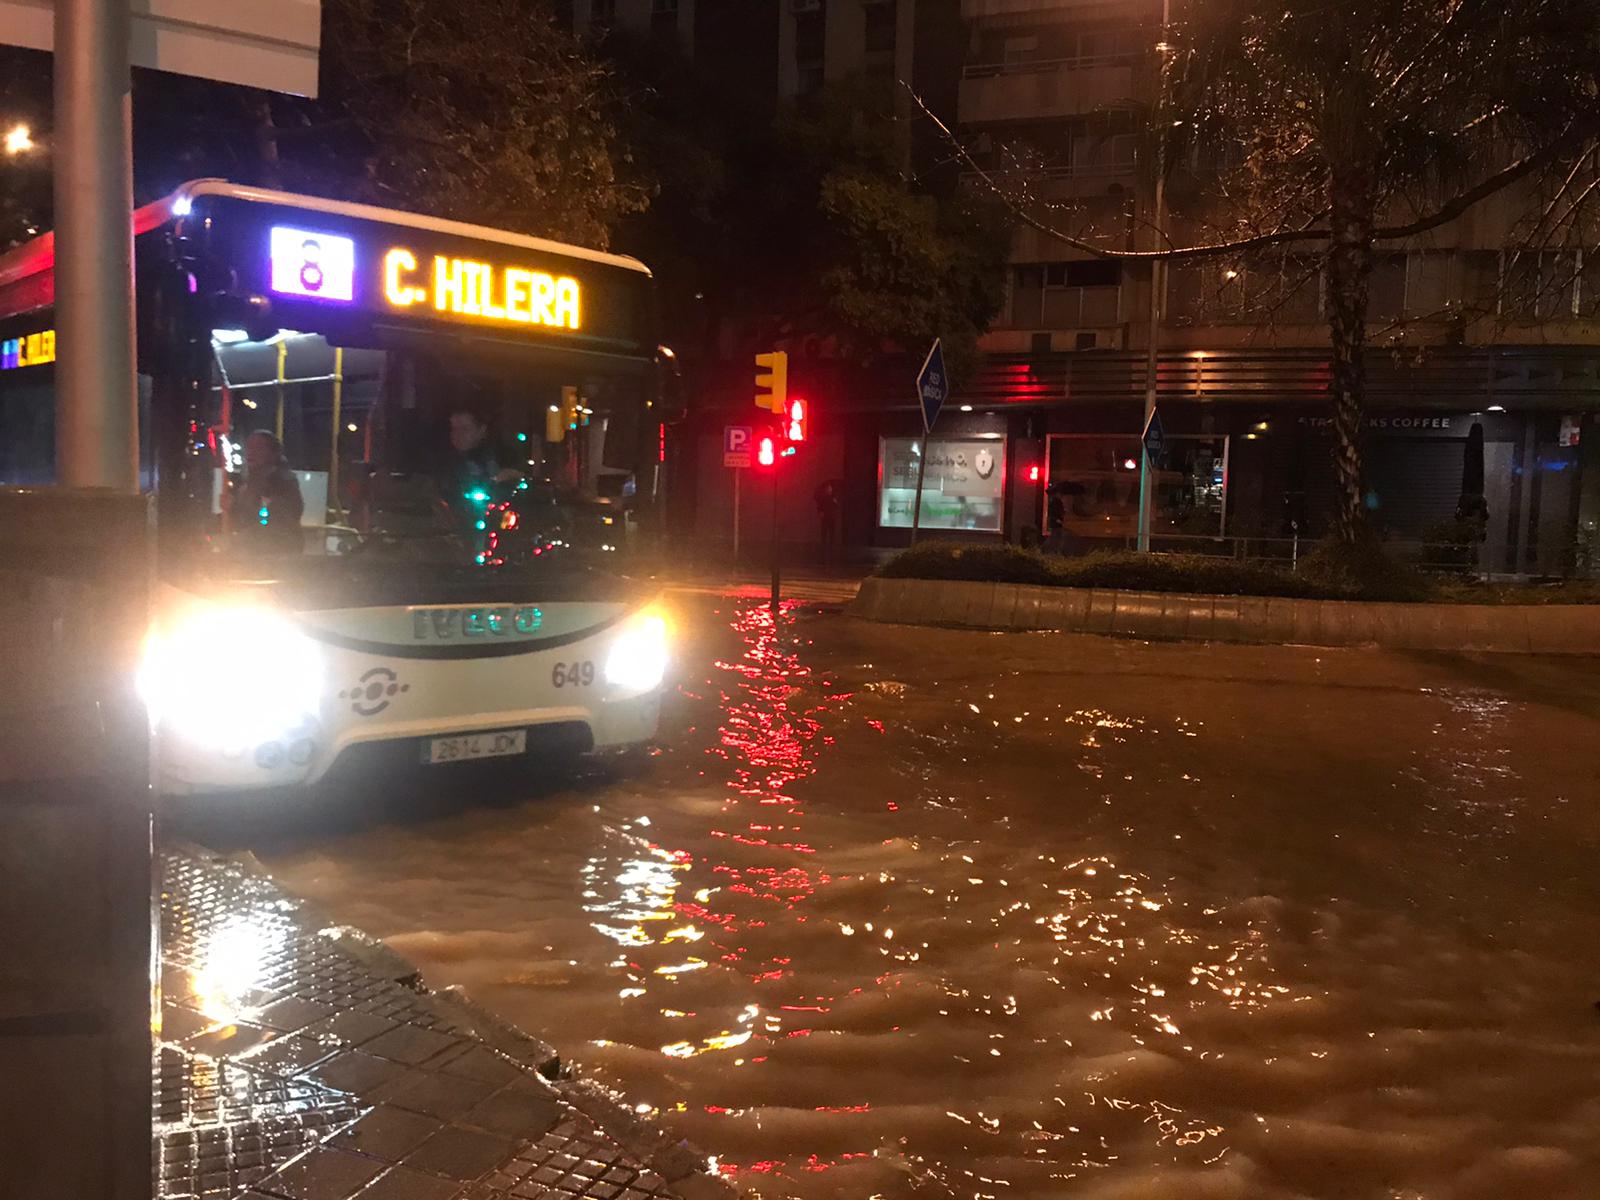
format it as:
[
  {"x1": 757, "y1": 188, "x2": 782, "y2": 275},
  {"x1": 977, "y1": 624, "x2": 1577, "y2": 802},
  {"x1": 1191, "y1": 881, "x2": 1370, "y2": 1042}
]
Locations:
[
  {"x1": 1142, "y1": 407, "x2": 1166, "y2": 466},
  {"x1": 916, "y1": 339, "x2": 949, "y2": 433}
]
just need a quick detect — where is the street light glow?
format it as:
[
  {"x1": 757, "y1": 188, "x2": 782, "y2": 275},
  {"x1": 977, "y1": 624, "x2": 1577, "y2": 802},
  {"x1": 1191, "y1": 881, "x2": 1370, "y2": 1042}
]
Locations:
[{"x1": 4, "y1": 123, "x2": 34, "y2": 155}]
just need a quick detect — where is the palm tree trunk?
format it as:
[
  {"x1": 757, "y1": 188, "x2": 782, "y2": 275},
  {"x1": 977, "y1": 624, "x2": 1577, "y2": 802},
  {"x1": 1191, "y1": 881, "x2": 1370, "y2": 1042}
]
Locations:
[{"x1": 1325, "y1": 165, "x2": 1375, "y2": 543}]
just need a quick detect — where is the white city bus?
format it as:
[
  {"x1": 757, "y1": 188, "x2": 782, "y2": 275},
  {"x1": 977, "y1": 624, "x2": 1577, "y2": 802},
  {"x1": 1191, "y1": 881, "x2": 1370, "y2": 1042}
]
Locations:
[{"x1": 0, "y1": 180, "x2": 675, "y2": 795}]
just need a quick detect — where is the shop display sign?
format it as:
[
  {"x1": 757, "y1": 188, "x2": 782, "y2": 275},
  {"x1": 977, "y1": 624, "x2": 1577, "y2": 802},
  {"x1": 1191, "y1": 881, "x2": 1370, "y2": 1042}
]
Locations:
[{"x1": 878, "y1": 436, "x2": 1005, "y2": 532}]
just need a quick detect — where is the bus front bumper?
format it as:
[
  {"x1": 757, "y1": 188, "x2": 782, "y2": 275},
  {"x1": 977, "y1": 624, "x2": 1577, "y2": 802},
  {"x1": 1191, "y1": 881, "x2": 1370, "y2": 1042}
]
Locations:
[{"x1": 154, "y1": 691, "x2": 661, "y2": 796}]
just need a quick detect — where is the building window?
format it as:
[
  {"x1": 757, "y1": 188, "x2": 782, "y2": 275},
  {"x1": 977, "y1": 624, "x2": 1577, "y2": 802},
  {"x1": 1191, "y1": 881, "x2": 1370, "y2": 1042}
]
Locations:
[
  {"x1": 589, "y1": 0, "x2": 615, "y2": 26},
  {"x1": 1010, "y1": 261, "x2": 1121, "y2": 328},
  {"x1": 1001, "y1": 35, "x2": 1039, "y2": 67},
  {"x1": 1504, "y1": 249, "x2": 1579, "y2": 320},
  {"x1": 878, "y1": 436, "x2": 1006, "y2": 532},
  {"x1": 1404, "y1": 251, "x2": 1452, "y2": 319},
  {"x1": 1366, "y1": 253, "x2": 1408, "y2": 322},
  {"x1": 1046, "y1": 433, "x2": 1229, "y2": 540},
  {"x1": 1580, "y1": 250, "x2": 1600, "y2": 318},
  {"x1": 1169, "y1": 258, "x2": 1320, "y2": 325},
  {"x1": 795, "y1": 1, "x2": 826, "y2": 94},
  {"x1": 864, "y1": 0, "x2": 896, "y2": 55},
  {"x1": 651, "y1": 0, "x2": 678, "y2": 34}
]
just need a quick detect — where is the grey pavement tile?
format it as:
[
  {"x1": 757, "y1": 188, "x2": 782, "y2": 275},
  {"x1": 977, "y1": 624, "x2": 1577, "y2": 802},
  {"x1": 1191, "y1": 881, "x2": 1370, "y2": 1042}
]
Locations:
[
  {"x1": 161, "y1": 1002, "x2": 216, "y2": 1042},
  {"x1": 356, "y1": 1166, "x2": 464, "y2": 1200},
  {"x1": 184, "y1": 1019, "x2": 281, "y2": 1059},
  {"x1": 401, "y1": 1124, "x2": 519, "y2": 1181},
  {"x1": 261, "y1": 996, "x2": 338, "y2": 1034},
  {"x1": 258, "y1": 1147, "x2": 385, "y2": 1200},
  {"x1": 242, "y1": 1035, "x2": 340, "y2": 1079},
  {"x1": 373, "y1": 1070, "x2": 497, "y2": 1122},
  {"x1": 363, "y1": 1022, "x2": 466, "y2": 1067},
  {"x1": 305, "y1": 1010, "x2": 403, "y2": 1051},
  {"x1": 310, "y1": 1051, "x2": 413, "y2": 1098},
  {"x1": 462, "y1": 1082, "x2": 564, "y2": 1140},
  {"x1": 331, "y1": 1106, "x2": 444, "y2": 1163},
  {"x1": 432, "y1": 1044, "x2": 527, "y2": 1088}
]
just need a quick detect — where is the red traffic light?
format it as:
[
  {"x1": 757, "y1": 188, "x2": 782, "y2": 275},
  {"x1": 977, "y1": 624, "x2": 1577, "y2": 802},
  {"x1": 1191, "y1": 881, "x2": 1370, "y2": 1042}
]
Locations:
[
  {"x1": 757, "y1": 435, "x2": 776, "y2": 467},
  {"x1": 1027, "y1": 464, "x2": 1042, "y2": 483},
  {"x1": 786, "y1": 398, "x2": 807, "y2": 443}
]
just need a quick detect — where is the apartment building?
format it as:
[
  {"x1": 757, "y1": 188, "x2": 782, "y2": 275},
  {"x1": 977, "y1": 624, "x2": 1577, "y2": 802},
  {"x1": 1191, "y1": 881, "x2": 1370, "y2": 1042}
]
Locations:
[
  {"x1": 904, "y1": 0, "x2": 1600, "y2": 575},
  {"x1": 570, "y1": 0, "x2": 926, "y2": 101}
]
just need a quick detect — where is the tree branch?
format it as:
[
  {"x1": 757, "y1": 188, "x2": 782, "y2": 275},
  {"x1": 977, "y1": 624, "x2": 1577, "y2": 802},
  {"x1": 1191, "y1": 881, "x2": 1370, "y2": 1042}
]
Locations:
[{"x1": 909, "y1": 83, "x2": 1591, "y2": 261}]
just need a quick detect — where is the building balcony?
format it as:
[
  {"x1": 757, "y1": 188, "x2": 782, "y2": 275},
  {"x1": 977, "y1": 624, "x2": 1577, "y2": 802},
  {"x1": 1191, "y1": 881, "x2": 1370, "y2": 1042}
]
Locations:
[{"x1": 959, "y1": 57, "x2": 1143, "y2": 123}]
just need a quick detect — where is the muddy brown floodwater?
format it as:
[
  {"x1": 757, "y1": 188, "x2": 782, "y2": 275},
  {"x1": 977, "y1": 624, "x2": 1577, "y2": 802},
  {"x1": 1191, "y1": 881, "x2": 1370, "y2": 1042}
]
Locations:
[{"x1": 234, "y1": 596, "x2": 1600, "y2": 1200}]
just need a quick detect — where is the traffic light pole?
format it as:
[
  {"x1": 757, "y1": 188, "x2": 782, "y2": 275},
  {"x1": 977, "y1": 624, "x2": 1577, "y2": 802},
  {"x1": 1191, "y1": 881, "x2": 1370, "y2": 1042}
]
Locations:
[{"x1": 769, "y1": 463, "x2": 781, "y2": 615}]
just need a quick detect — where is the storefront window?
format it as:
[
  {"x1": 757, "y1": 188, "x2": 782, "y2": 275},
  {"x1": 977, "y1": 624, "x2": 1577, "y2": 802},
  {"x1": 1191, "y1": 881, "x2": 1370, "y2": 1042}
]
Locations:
[
  {"x1": 879, "y1": 436, "x2": 1006, "y2": 532},
  {"x1": 1045, "y1": 434, "x2": 1228, "y2": 538}
]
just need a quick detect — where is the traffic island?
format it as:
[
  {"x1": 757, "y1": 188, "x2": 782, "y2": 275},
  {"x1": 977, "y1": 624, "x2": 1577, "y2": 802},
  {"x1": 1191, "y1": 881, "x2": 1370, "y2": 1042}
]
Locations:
[
  {"x1": 155, "y1": 845, "x2": 731, "y2": 1200},
  {"x1": 849, "y1": 576, "x2": 1600, "y2": 654}
]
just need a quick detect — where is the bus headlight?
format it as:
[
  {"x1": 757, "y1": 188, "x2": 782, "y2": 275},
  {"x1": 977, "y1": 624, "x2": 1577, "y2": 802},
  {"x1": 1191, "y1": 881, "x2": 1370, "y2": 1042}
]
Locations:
[
  {"x1": 138, "y1": 607, "x2": 323, "y2": 748},
  {"x1": 604, "y1": 609, "x2": 670, "y2": 695}
]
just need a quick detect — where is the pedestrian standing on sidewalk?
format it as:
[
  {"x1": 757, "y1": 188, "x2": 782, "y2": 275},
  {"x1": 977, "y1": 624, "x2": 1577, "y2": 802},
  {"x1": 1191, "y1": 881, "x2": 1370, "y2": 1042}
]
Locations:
[{"x1": 814, "y1": 478, "x2": 841, "y2": 563}]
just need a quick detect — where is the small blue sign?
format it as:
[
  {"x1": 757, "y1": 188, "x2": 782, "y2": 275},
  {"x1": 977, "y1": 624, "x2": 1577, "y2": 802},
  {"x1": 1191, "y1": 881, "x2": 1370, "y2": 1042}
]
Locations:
[
  {"x1": 916, "y1": 339, "x2": 949, "y2": 432},
  {"x1": 1142, "y1": 407, "x2": 1165, "y2": 465}
]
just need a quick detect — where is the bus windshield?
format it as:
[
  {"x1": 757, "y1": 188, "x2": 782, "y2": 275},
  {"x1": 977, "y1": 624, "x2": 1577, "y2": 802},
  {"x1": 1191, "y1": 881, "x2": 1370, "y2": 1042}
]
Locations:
[{"x1": 198, "y1": 327, "x2": 647, "y2": 583}]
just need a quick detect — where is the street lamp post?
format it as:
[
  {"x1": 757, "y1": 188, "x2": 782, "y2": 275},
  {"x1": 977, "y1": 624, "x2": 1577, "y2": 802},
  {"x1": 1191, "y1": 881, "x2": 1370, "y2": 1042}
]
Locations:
[{"x1": 1136, "y1": 0, "x2": 1173, "y2": 553}]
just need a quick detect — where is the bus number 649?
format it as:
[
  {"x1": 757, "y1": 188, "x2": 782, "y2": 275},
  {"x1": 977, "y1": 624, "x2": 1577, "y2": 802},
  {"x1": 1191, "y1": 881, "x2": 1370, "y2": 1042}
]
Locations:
[{"x1": 552, "y1": 660, "x2": 595, "y2": 688}]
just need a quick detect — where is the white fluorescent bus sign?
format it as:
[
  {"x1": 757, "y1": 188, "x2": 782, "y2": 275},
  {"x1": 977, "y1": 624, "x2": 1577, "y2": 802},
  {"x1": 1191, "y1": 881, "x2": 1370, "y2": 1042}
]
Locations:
[{"x1": 269, "y1": 226, "x2": 356, "y2": 301}]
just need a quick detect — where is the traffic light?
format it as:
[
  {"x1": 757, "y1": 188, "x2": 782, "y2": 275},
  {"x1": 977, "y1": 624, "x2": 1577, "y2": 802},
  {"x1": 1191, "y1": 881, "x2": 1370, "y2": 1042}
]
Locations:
[
  {"x1": 756, "y1": 434, "x2": 776, "y2": 467},
  {"x1": 547, "y1": 386, "x2": 580, "y2": 442},
  {"x1": 785, "y1": 398, "x2": 806, "y2": 444},
  {"x1": 754, "y1": 351, "x2": 787, "y2": 413}
]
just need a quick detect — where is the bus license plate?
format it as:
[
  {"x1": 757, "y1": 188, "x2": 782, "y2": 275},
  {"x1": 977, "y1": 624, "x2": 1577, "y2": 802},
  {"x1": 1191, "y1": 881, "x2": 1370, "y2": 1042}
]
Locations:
[{"x1": 426, "y1": 729, "x2": 527, "y2": 764}]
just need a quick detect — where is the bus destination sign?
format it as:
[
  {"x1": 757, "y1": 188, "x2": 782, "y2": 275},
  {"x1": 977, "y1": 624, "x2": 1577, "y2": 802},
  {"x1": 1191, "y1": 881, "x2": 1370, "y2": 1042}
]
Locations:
[
  {"x1": 1, "y1": 328, "x2": 56, "y2": 371},
  {"x1": 267, "y1": 223, "x2": 583, "y2": 333}
]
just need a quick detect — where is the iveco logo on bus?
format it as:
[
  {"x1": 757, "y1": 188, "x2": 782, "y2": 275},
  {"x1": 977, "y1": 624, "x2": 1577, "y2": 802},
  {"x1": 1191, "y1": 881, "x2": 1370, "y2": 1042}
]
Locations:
[
  {"x1": 412, "y1": 606, "x2": 544, "y2": 640},
  {"x1": 384, "y1": 247, "x2": 581, "y2": 330}
]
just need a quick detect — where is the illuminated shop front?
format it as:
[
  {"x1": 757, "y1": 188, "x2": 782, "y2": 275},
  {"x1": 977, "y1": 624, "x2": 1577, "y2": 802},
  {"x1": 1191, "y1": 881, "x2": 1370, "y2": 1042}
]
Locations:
[{"x1": 877, "y1": 435, "x2": 1007, "y2": 533}]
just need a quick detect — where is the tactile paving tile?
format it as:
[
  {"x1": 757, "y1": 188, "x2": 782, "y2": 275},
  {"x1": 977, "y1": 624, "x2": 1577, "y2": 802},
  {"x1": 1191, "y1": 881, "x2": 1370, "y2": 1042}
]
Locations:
[
  {"x1": 155, "y1": 849, "x2": 698, "y2": 1200},
  {"x1": 487, "y1": 1116, "x2": 677, "y2": 1199}
]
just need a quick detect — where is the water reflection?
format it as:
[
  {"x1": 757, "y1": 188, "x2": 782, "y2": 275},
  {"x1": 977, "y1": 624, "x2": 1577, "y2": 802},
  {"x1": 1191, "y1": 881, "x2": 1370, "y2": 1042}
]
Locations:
[{"x1": 579, "y1": 600, "x2": 841, "y2": 1176}]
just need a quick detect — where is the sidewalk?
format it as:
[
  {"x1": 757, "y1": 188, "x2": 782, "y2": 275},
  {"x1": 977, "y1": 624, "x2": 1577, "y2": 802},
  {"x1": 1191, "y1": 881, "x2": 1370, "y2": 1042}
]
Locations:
[{"x1": 156, "y1": 847, "x2": 731, "y2": 1200}]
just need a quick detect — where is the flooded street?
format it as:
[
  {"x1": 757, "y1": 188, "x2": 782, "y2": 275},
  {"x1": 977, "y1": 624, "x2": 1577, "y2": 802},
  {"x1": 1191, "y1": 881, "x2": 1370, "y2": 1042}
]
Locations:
[{"x1": 228, "y1": 598, "x2": 1600, "y2": 1199}]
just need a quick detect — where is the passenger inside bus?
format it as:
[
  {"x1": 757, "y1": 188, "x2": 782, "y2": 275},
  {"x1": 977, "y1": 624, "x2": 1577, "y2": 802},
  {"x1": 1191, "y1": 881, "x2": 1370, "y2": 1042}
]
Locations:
[
  {"x1": 228, "y1": 430, "x2": 303, "y2": 552},
  {"x1": 440, "y1": 404, "x2": 524, "y2": 530}
]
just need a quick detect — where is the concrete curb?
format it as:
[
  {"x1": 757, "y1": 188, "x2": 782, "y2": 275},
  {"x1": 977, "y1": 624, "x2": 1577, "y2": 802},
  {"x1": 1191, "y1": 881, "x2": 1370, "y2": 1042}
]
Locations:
[{"x1": 848, "y1": 576, "x2": 1600, "y2": 654}]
